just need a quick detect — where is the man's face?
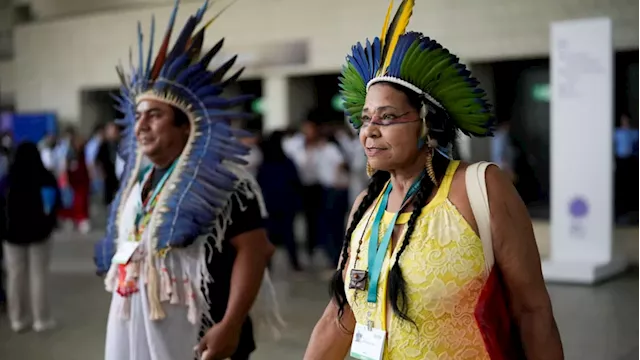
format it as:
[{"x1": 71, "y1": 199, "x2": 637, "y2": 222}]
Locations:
[
  {"x1": 134, "y1": 100, "x2": 190, "y2": 161},
  {"x1": 302, "y1": 121, "x2": 319, "y2": 140}
]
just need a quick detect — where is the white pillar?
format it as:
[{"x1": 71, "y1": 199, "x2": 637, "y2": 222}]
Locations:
[
  {"x1": 262, "y1": 75, "x2": 289, "y2": 132},
  {"x1": 542, "y1": 18, "x2": 625, "y2": 284}
]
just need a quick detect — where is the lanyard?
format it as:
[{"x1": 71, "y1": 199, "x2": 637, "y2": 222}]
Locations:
[
  {"x1": 366, "y1": 172, "x2": 424, "y2": 303},
  {"x1": 135, "y1": 161, "x2": 177, "y2": 227}
]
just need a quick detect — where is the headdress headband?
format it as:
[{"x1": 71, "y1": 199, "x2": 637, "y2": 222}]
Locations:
[
  {"x1": 339, "y1": 0, "x2": 495, "y2": 137},
  {"x1": 95, "y1": 0, "x2": 251, "y2": 273}
]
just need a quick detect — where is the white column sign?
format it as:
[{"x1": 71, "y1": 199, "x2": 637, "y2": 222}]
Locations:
[{"x1": 542, "y1": 17, "x2": 626, "y2": 284}]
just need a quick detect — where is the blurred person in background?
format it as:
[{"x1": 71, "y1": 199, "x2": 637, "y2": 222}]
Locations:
[
  {"x1": 614, "y1": 112, "x2": 639, "y2": 221},
  {"x1": 334, "y1": 123, "x2": 368, "y2": 205},
  {"x1": 85, "y1": 124, "x2": 105, "y2": 197},
  {"x1": 257, "y1": 130, "x2": 303, "y2": 271},
  {"x1": 96, "y1": 121, "x2": 121, "y2": 205},
  {"x1": 491, "y1": 121, "x2": 516, "y2": 181},
  {"x1": 305, "y1": 1, "x2": 562, "y2": 359},
  {"x1": 38, "y1": 133, "x2": 59, "y2": 172},
  {"x1": 239, "y1": 128, "x2": 264, "y2": 178},
  {"x1": 59, "y1": 127, "x2": 91, "y2": 234},
  {"x1": 2, "y1": 142, "x2": 60, "y2": 333},
  {"x1": 320, "y1": 125, "x2": 350, "y2": 269},
  {"x1": 282, "y1": 109, "x2": 327, "y2": 263},
  {"x1": 0, "y1": 132, "x2": 8, "y2": 312},
  {"x1": 94, "y1": 4, "x2": 281, "y2": 359}
]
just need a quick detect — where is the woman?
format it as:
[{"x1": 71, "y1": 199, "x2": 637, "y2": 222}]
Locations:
[
  {"x1": 304, "y1": 1, "x2": 563, "y2": 359},
  {"x1": 59, "y1": 128, "x2": 91, "y2": 234},
  {"x1": 257, "y1": 130, "x2": 303, "y2": 271},
  {"x1": 3, "y1": 142, "x2": 60, "y2": 332}
]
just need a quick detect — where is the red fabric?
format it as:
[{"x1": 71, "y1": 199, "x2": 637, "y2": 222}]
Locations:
[
  {"x1": 474, "y1": 266, "x2": 526, "y2": 360},
  {"x1": 59, "y1": 145, "x2": 90, "y2": 222},
  {"x1": 59, "y1": 184, "x2": 89, "y2": 222}
]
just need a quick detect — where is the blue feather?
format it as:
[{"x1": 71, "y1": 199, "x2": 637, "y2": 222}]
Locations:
[
  {"x1": 366, "y1": 39, "x2": 374, "y2": 79},
  {"x1": 175, "y1": 63, "x2": 203, "y2": 85},
  {"x1": 163, "y1": 53, "x2": 190, "y2": 80}
]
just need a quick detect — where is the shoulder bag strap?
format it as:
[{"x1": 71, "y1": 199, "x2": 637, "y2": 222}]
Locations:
[{"x1": 465, "y1": 161, "x2": 495, "y2": 275}]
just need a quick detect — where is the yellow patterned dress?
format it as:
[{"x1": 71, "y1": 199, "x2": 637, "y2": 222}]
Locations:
[{"x1": 345, "y1": 161, "x2": 490, "y2": 359}]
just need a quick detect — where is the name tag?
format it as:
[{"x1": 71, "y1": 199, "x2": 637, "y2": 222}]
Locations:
[
  {"x1": 111, "y1": 241, "x2": 140, "y2": 265},
  {"x1": 350, "y1": 323, "x2": 386, "y2": 360}
]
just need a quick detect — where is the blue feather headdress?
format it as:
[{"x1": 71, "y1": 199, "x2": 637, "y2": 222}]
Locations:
[
  {"x1": 340, "y1": 0, "x2": 495, "y2": 137},
  {"x1": 95, "y1": 0, "x2": 252, "y2": 274}
]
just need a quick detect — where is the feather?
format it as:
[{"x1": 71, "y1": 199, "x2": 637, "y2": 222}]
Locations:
[
  {"x1": 380, "y1": 0, "x2": 394, "y2": 46},
  {"x1": 138, "y1": 22, "x2": 144, "y2": 82},
  {"x1": 379, "y1": 0, "x2": 415, "y2": 75},
  {"x1": 150, "y1": 0, "x2": 181, "y2": 80},
  {"x1": 166, "y1": 15, "x2": 198, "y2": 64},
  {"x1": 198, "y1": 0, "x2": 238, "y2": 32},
  {"x1": 210, "y1": 55, "x2": 237, "y2": 83},
  {"x1": 144, "y1": 16, "x2": 156, "y2": 78},
  {"x1": 221, "y1": 67, "x2": 245, "y2": 87},
  {"x1": 200, "y1": 38, "x2": 225, "y2": 68}
]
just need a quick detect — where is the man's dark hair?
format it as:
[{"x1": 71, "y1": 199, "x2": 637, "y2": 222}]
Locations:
[
  {"x1": 171, "y1": 106, "x2": 190, "y2": 127},
  {"x1": 306, "y1": 108, "x2": 324, "y2": 125}
]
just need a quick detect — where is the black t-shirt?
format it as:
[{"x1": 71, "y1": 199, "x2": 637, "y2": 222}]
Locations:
[{"x1": 199, "y1": 186, "x2": 264, "y2": 359}]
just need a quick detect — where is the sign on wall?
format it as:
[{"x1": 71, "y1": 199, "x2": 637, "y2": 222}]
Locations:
[{"x1": 543, "y1": 17, "x2": 626, "y2": 284}]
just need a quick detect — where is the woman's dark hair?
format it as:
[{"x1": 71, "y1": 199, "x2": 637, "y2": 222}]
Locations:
[
  {"x1": 329, "y1": 81, "x2": 454, "y2": 327},
  {"x1": 261, "y1": 131, "x2": 288, "y2": 162},
  {"x1": 9, "y1": 142, "x2": 50, "y2": 190}
]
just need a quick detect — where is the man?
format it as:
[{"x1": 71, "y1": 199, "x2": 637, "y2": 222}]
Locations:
[
  {"x1": 96, "y1": 122, "x2": 120, "y2": 205},
  {"x1": 491, "y1": 121, "x2": 516, "y2": 181},
  {"x1": 94, "y1": 2, "x2": 281, "y2": 359},
  {"x1": 283, "y1": 110, "x2": 348, "y2": 267},
  {"x1": 85, "y1": 124, "x2": 105, "y2": 196}
]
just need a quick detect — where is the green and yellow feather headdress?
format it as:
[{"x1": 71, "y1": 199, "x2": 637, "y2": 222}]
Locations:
[{"x1": 340, "y1": 0, "x2": 495, "y2": 137}]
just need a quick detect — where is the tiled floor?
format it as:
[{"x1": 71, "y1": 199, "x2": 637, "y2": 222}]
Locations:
[{"x1": 0, "y1": 226, "x2": 637, "y2": 360}]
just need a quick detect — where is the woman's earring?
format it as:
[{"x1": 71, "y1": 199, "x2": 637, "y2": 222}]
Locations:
[
  {"x1": 366, "y1": 162, "x2": 375, "y2": 177},
  {"x1": 425, "y1": 149, "x2": 438, "y2": 186}
]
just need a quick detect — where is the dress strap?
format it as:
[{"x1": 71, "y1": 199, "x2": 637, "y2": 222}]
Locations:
[{"x1": 431, "y1": 160, "x2": 460, "y2": 204}]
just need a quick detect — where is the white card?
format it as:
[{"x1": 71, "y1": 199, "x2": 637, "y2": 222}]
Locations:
[
  {"x1": 111, "y1": 241, "x2": 140, "y2": 265},
  {"x1": 350, "y1": 323, "x2": 386, "y2": 360}
]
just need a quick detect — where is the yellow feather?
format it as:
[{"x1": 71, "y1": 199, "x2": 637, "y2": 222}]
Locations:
[
  {"x1": 198, "y1": 0, "x2": 238, "y2": 33},
  {"x1": 380, "y1": 0, "x2": 394, "y2": 45},
  {"x1": 379, "y1": 0, "x2": 415, "y2": 75}
]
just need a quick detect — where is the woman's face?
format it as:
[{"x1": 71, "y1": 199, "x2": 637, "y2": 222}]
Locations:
[{"x1": 359, "y1": 83, "x2": 423, "y2": 172}]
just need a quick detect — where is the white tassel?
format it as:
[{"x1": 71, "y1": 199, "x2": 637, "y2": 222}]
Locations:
[
  {"x1": 104, "y1": 265, "x2": 118, "y2": 292},
  {"x1": 250, "y1": 270, "x2": 286, "y2": 341},
  {"x1": 170, "y1": 276, "x2": 180, "y2": 304},
  {"x1": 169, "y1": 256, "x2": 180, "y2": 304},
  {"x1": 147, "y1": 259, "x2": 166, "y2": 321},
  {"x1": 160, "y1": 266, "x2": 171, "y2": 302},
  {"x1": 120, "y1": 296, "x2": 131, "y2": 320},
  {"x1": 185, "y1": 280, "x2": 197, "y2": 324}
]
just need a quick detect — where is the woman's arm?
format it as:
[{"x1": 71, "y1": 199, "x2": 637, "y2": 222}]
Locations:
[
  {"x1": 485, "y1": 165, "x2": 564, "y2": 360},
  {"x1": 304, "y1": 298, "x2": 356, "y2": 360},
  {"x1": 304, "y1": 190, "x2": 367, "y2": 359}
]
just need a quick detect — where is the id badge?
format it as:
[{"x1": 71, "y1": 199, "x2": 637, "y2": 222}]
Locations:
[
  {"x1": 111, "y1": 241, "x2": 140, "y2": 265},
  {"x1": 350, "y1": 323, "x2": 386, "y2": 360}
]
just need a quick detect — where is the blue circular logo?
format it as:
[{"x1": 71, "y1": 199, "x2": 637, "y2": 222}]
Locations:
[{"x1": 569, "y1": 197, "x2": 589, "y2": 218}]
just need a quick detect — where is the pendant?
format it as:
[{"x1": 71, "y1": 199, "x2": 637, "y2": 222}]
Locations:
[{"x1": 349, "y1": 269, "x2": 368, "y2": 290}]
